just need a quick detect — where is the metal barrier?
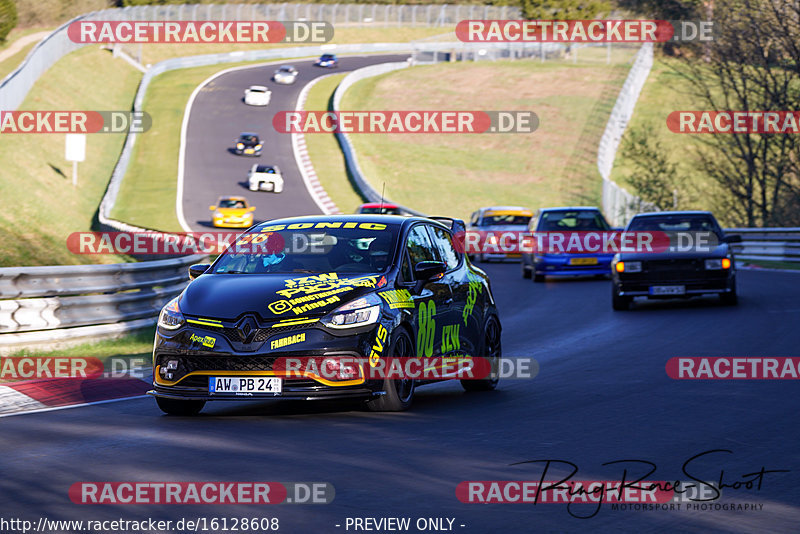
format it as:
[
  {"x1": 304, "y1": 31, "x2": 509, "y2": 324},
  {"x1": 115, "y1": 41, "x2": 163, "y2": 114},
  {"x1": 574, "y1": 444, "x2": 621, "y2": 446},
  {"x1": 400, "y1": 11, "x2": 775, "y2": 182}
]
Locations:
[{"x1": 726, "y1": 228, "x2": 800, "y2": 264}]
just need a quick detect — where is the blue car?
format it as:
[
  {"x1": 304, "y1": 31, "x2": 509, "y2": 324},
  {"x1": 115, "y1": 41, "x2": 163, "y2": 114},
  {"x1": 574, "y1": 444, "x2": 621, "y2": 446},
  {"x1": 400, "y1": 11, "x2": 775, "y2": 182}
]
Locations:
[
  {"x1": 315, "y1": 54, "x2": 339, "y2": 68},
  {"x1": 521, "y1": 207, "x2": 614, "y2": 282}
]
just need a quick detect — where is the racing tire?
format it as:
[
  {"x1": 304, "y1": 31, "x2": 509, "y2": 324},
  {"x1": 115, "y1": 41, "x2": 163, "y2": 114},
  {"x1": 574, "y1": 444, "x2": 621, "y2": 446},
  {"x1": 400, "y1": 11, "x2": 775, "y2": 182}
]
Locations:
[
  {"x1": 156, "y1": 397, "x2": 205, "y2": 416},
  {"x1": 521, "y1": 262, "x2": 532, "y2": 279},
  {"x1": 612, "y1": 285, "x2": 632, "y2": 311},
  {"x1": 462, "y1": 316, "x2": 501, "y2": 392},
  {"x1": 366, "y1": 329, "x2": 416, "y2": 412},
  {"x1": 533, "y1": 273, "x2": 545, "y2": 283}
]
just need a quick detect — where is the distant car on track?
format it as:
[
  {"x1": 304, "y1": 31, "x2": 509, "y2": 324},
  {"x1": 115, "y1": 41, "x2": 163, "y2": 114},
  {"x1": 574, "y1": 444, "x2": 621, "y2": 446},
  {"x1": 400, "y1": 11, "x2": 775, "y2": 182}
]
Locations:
[
  {"x1": 234, "y1": 133, "x2": 262, "y2": 156},
  {"x1": 243, "y1": 85, "x2": 271, "y2": 106},
  {"x1": 315, "y1": 54, "x2": 339, "y2": 68},
  {"x1": 611, "y1": 211, "x2": 741, "y2": 310},
  {"x1": 272, "y1": 65, "x2": 299, "y2": 84},
  {"x1": 521, "y1": 207, "x2": 613, "y2": 282},
  {"x1": 209, "y1": 196, "x2": 255, "y2": 228},
  {"x1": 248, "y1": 164, "x2": 284, "y2": 193},
  {"x1": 468, "y1": 206, "x2": 533, "y2": 263},
  {"x1": 150, "y1": 215, "x2": 501, "y2": 415},
  {"x1": 356, "y1": 203, "x2": 404, "y2": 215}
]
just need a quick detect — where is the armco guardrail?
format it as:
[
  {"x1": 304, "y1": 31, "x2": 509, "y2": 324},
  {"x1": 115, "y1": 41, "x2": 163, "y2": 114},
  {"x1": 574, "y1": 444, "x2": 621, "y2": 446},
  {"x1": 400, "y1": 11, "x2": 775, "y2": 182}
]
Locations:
[
  {"x1": 0, "y1": 256, "x2": 198, "y2": 354},
  {"x1": 330, "y1": 42, "x2": 566, "y2": 215},
  {"x1": 1, "y1": 3, "x2": 517, "y2": 111},
  {"x1": 726, "y1": 228, "x2": 800, "y2": 264},
  {"x1": 100, "y1": 43, "x2": 423, "y2": 228}
]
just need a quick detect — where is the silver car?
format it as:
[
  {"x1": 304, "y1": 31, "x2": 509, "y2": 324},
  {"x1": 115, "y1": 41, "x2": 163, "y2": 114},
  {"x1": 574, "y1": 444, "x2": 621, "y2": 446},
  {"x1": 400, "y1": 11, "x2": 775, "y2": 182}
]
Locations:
[{"x1": 272, "y1": 65, "x2": 299, "y2": 85}]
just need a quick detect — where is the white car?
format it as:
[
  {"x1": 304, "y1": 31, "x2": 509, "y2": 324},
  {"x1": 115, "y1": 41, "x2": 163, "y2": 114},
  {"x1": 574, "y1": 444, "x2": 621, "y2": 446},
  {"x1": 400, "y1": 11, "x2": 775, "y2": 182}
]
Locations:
[
  {"x1": 248, "y1": 164, "x2": 284, "y2": 193},
  {"x1": 244, "y1": 85, "x2": 271, "y2": 106},
  {"x1": 272, "y1": 65, "x2": 299, "y2": 85}
]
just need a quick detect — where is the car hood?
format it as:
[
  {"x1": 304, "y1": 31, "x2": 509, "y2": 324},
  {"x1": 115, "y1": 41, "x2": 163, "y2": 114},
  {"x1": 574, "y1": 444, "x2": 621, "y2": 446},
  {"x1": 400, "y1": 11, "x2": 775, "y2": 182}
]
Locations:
[
  {"x1": 617, "y1": 243, "x2": 730, "y2": 260},
  {"x1": 181, "y1": 272, "x2": 383, "y2": 321}
]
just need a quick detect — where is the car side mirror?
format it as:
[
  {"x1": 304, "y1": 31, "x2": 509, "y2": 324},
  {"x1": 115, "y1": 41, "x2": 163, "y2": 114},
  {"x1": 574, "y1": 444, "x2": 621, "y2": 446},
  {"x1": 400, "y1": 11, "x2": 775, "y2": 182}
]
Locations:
[
  {"x1": 189, "y1": 263, "x2": 210, "y2": 280},
  {"x1": 248, "y1": 206, "x2": 256, "y2": 212},
  {"x1": 412, "y1": 261, "x2": 446, "y2": 293},
  {"x1": 723, "y1": 234, "x2": 742, "y2": 243},
  {"x1": 209, "y1": 205, "x2": 216, "y2": 210}
]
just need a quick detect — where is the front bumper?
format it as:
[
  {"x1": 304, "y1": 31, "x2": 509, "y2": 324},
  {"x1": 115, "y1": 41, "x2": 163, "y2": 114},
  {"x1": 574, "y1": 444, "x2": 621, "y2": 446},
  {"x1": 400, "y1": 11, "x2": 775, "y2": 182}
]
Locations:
[
  {"x1": 212, "y1": 218, "x2": 253, "y2": 228},
  {"x1": 616, "y1": 277, "x2": 733, "y2": 297},
  {"x1": 235, "y1": 148, "x2": 262, "y2": 156}
]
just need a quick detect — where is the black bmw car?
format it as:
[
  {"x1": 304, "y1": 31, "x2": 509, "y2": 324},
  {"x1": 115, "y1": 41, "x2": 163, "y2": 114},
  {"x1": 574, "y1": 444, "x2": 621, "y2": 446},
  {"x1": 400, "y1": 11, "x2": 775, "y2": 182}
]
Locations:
[
  {"x1": 611, "y1": 211, "x2": 741, "y2": 310},
  {"x1": 234, "y1": 132, "x2": 262, "y2": 156},
  {"x1": 150, "y1": 215, "x2": 501, "y2": 415}
]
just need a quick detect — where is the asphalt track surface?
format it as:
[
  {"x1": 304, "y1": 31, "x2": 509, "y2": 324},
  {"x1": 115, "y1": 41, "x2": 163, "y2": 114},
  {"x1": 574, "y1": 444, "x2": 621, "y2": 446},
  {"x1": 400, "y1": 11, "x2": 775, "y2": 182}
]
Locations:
[
  {"x1": 1, "y1": 265, "x2": 799, "y2": 533},
  {"x1": 181, "y1": 54, "x2": 408, "y2": 229}
]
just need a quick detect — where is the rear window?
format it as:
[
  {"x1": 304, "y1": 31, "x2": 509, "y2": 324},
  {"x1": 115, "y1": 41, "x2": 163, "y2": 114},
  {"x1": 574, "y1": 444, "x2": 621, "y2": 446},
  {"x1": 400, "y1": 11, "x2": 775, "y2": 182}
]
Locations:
[
  {"x1": 628, "y1": 215, "x2": 720, "y2": 235},
  {"x1": 537, "y1": 210, "x2": 610, "y2": 231}
]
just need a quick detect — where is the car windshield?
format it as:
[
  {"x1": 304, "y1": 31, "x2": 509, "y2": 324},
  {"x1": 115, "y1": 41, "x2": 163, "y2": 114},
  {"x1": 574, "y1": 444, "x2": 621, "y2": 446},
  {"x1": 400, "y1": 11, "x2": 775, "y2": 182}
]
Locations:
[
  {"x1": 219, "y1": 199, "x2": 246, "y2": 209},
  {"x1": 627, "y1": 215, "x2": 720, "y2": 235},
  {"x1": 256, "y1": 166, "x2": 275, "y2": 173},
  {"x1": 321, "y1": 55, "x2": 335, "y2": 60},
  {"x1": 537, "y1": 210, "x2": 610, "y2": 231},
  {"x1": 479, "y1": 214, "x2": 531, "y2": 226},
  {"x1": 249, "y1": 87, "x2": 266, "y2": 93},
  {"x1": 240, "y1": 135, "x2": 258, "y2": 143},
  {"x1": 212, "y1": 223, "x2": 400, "y2": 274},
  {"x1": 279, "y1": 66, "x2": 294, "y2": 73}
]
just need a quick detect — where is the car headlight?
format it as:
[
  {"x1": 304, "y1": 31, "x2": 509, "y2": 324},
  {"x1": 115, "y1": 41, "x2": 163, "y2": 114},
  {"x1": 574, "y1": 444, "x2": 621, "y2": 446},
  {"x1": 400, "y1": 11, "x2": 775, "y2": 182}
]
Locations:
[
  {"x1": 158, "y1": 296, "x2": 184, "y2": 330},
  {"x1": 321, "y1": 293, "x2": 381, "y2": 329},
  {"x1": 213, "y1": 211, "x2": 223, "y2": 218},
  {"x1": 255, "y1": 144, "x2": 262, "y2": 150},
  {"x1": 616, "y1": 261, "x2": 641, "y2": 273},
  {"x1": 237, "y1": 143, "x2": 244, "y2": 149},
  {"x1": 705, "y1": 258, "x2": 730, "y2": 270}
]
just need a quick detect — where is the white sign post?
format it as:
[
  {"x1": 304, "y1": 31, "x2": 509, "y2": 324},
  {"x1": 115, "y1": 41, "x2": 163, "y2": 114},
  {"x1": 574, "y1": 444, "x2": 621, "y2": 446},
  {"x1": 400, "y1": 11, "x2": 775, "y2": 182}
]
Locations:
[{"x1": 65, "y1": 134, "x2": 86, "y2": 187}]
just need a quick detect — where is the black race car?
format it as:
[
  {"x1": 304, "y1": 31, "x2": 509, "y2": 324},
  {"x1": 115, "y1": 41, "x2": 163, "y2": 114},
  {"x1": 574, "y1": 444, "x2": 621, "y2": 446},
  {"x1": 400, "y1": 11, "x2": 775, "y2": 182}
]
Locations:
[
  {"x1": 611, "y1": 211, "x2": 741, "y2": 310},
  {"x1": 150, "y1": 215, "x2": 502, "y2": 415},
  {"x1": 234, "y1": 132, "x2": 262, "y2": 156}
]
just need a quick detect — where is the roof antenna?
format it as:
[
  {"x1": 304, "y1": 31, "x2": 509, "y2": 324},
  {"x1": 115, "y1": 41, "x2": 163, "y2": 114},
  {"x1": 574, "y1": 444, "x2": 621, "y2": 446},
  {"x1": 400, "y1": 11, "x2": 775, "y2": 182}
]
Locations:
[{"x1": 379, "y1": 183, "x2": 386, "y2": 213}]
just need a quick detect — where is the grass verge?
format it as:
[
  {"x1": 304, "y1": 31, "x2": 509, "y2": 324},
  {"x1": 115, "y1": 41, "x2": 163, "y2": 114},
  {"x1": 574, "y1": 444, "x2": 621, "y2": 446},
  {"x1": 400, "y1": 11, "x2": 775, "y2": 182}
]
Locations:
[
  {"x1": 0, "y1": 45, "x2": 141, "y2": 267},
  {"x1": 5, "y1": 326, "x2": 156, "y2": 361}
]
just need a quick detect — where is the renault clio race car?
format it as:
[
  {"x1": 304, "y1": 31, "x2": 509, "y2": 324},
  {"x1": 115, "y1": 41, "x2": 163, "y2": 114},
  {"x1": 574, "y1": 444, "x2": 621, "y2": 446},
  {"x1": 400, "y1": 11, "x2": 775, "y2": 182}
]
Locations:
[{"x1": 150, "y1": 215, "x2": 501, "y2": 415}]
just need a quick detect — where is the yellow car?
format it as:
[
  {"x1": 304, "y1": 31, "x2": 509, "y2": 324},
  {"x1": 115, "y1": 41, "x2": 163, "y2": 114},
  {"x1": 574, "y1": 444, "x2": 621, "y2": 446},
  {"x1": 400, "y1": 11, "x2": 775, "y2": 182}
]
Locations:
[{"x1": 209, "y1": 196, "x2": 255, "y2": 228}]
